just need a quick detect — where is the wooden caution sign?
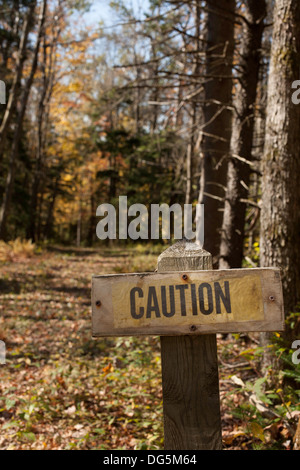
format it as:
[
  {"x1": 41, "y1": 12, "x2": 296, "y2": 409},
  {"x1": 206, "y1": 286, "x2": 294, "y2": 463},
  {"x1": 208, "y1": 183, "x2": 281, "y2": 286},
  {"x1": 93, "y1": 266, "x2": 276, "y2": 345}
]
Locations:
[
  {"x1": 91, "y1": 240, "x2": 285, "y2": 450},
  {"x1": 92, "y1": 267, "x2": 284, "y2": 337}
]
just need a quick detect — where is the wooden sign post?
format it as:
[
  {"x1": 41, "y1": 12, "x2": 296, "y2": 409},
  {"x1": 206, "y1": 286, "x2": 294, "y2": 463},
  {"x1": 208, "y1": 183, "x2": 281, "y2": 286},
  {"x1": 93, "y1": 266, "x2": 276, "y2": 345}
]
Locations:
[{"x1": 92, "y1": 239, "x2": 284, "y2": 450}]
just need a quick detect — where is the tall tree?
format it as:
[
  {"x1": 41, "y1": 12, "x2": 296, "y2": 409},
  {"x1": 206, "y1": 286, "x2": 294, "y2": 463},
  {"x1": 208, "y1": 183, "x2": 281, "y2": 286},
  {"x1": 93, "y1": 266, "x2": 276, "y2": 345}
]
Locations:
[
  {"x1": 27, "y1": 0, "x2": 62, "y2": 241},
  {"x1": 0, "y1": 0, "x2": 47, "y2": 240},
  {"x1": 260, "y1": 0, "x2": 300, "y2": 365},
  {"x1": 0, "y1": 1, "x2": 36, "y2": 164},
  {"x1": 184, "y1": 0, "x2": 204, "y2": 206},
  {"x1": 219, "y1": 0, "x2": 266, "y2": 269},
  {"x1": 197, "y1": 0, "x2": 235, "y2": 261}
]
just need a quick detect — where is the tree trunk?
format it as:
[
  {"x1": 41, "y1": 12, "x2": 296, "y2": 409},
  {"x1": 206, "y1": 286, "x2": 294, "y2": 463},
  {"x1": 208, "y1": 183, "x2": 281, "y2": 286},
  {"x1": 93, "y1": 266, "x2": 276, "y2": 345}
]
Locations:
[
  {"x1": 44, "y1": 173, "x2": 60, "y2": 241},
  {"x1": 0, "y1": 0, "x2": 47, "y2": 240},
  {"x1": 76, "y1": 199, "x2": 82, "y2": 248},
  {"x1": 260, "y1": 0, "x2": 300, "y2": 370},
  {"x1": 219, "y1": 0, "x2": 266, "y2": 269},
  {"x1": 186, "y1": 0, "x2": 203, "y2": 206},
  {"x1": 32, "y1": 2, "x2": 61, "y2": 241},
  {"x1": 0, "y1": 2, "x2": 36, "y2": 167},
  {"x1": 28, "y1": 26, "x2": 49, "y2": 241},
  {"x1": 88, "y1": 185, "x2": 96, "y2": 246},
  {"x1": 198, "y1": 0, "x2": 235, "y2": 262}
]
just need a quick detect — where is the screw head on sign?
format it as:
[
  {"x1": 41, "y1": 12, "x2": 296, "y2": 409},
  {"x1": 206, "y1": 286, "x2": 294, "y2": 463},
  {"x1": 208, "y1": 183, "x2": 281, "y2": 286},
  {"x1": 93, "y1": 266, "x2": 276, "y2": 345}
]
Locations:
[
  {"x1": 269, "y1": 296, "x2": 275, "y2": 302},
  {"x1": 182, "y1": 274, "x2": 188, "y2": 281},
  {"x1": 190, "y1": 325, "x2": 197, "y2": 332},
  {"x1": 96, "y1": 300, "x2": 102, "y2": 307}
]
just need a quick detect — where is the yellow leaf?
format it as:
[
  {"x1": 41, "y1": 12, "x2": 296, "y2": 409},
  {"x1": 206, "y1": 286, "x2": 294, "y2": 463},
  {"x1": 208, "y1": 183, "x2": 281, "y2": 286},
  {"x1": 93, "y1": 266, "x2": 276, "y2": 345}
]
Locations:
[
  {"x1": 223, "y1": 431, "x2": 246, "y2": 445},
  {"x1": 250, "y1": 422, "x2": 265, "y2": 442}
]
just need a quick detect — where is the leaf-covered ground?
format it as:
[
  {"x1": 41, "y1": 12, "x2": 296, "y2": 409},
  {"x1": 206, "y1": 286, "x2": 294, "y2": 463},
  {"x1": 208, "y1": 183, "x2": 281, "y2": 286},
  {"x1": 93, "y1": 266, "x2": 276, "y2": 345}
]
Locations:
[{"x1": 0, "y1": 245, "x2": 299, "y2": 450}]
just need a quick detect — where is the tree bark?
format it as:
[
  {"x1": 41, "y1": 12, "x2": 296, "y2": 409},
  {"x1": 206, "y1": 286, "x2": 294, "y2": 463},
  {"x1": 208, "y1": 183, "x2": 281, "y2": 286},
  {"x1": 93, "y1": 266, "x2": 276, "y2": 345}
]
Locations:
[
  {"x1": 43, "y1": 172, "x2": 60, "y2": 241},
  {"x1": 260, "y1": 0, "x2": 300, "y2": 369},
  {"x1": 28, "y1": 20, "x2": 50, "y2": 241},
  {"x1": 0, "y1": 2, "x2": 36, "y2": 166},
  {"x1": 219, "y1": 0, "x2": 266, "y2": 269},
  {"x1": 0, "y1": 0, "x2": 47, "y2": 240},
  {"x1": 185, "y1": 0, "x2": 203, "y2": 206},
  {"x1": 197, "y1": 0, "x2": 235, "y2": 262}
]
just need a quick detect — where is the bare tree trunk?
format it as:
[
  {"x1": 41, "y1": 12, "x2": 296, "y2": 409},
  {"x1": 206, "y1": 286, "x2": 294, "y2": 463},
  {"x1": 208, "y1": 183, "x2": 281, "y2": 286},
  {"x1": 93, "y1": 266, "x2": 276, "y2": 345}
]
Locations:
[
  {"x1": 36, "y1": 3, "x2": 62, "y2": 241},
  {"x1": 0, "y1": 2, "x2": 36, "y2": 166},
  {"x1": 185, "y1": 143, "x2": 192, "y2": 205},
  {"x1": 76, "y1": 199, "x2": 82, "y2": 248},
  {"x1": 0, "y1": 0, "x2": 47, "y2": 240},
  {"x1": 260, "y1": 0, "x2": 300, "y2": 372},
  {"x1": 88, "y1": 190, "x2": 96, "y2": 246},
  {"x1": 219, "y1": 0, "x2": 266, "y2": 269},
  {"x1": 28, "y1": 20, "x2": 50, "y2": 241},
  {"x1": 186, "y1": 0, "x2": 203, "y2": 206},
  {"x1": 44, "y1": 172, "x2": 60, "y2": 241},
  {"x1": 198, "y1": 0, "x2": 235, "y2": 262},
  {"x1": 149, "y1": 39, "x2": 160, "y2": 135}
]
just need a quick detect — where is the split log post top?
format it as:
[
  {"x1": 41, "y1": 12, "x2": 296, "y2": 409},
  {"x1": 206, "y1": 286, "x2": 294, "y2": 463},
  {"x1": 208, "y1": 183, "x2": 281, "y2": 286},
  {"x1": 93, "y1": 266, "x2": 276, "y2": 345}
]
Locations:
[{"x1": 157, "y1": 239, "x2": 222, "y2": 450}]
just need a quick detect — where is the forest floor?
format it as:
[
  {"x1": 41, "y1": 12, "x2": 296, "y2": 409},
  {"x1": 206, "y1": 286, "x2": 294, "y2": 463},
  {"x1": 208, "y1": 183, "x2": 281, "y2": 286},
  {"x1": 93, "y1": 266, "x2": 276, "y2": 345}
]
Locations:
[{"x1": 0, "y1": 244, "x2": 298, "y2": 450}]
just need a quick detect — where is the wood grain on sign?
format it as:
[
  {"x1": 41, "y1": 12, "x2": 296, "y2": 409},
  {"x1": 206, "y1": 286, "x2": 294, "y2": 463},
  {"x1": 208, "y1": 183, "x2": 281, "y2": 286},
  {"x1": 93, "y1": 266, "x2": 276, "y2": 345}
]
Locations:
[{"x1": 92, "y1": 268, "x2": 284, "y2": 337}]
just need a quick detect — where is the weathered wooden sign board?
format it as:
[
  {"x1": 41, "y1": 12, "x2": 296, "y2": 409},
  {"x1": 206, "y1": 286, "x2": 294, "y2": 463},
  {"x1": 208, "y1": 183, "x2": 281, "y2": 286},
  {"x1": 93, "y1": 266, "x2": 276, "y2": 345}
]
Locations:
[
  {"x1": 91, "y1": 240, "x2": 285, "y2": 450},
  {"x1": 92, "y1": 267, "x2": 284, "y2": 337}
]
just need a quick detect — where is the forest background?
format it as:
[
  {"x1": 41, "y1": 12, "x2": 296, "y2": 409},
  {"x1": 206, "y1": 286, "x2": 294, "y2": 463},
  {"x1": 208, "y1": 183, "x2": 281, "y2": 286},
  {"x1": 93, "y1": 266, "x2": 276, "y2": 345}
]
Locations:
[{"x1": 0, "y1": 0, "x2": 300, "y2": 450}]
